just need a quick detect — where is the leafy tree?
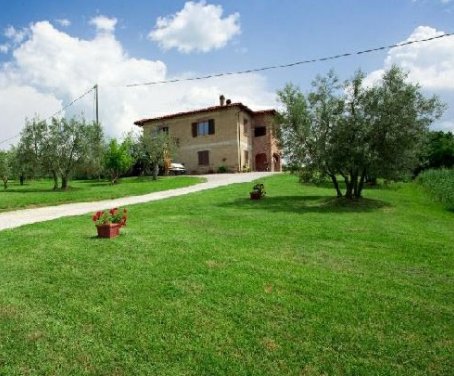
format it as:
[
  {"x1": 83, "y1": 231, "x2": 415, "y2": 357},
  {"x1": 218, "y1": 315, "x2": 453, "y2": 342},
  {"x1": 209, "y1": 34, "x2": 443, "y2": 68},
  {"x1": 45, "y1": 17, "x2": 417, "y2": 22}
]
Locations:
[
  {"x1": 103, "y1": 138, "x2": 134, "y2": 184},
  {"x1": 276, "y1": 66, "x2": 445, "y2": 199},
  {"x1": 9, "y1": 145, "x2": 32, "y2": 185},
  {"x1": 48, "y1": 117, "x2": 94, "y2": 190},
  {"x1": 138, "y1": 129, "x2": 177, "y2": 180},
  {"x1": 0, "y1": 151, "x2": 11, "y2": 190},
  {"x1": 422, "y1": 131, "x2": 454, "y2": 170},
  {"x1": 15, "y1": 118, "x2": 47, "y2": 181},
  {"x1": 78, "y1": 121, "x2": 105, "y2": 179},
  {"x1": 16, "y1": 117, "x2": 98, "y2": 190}
]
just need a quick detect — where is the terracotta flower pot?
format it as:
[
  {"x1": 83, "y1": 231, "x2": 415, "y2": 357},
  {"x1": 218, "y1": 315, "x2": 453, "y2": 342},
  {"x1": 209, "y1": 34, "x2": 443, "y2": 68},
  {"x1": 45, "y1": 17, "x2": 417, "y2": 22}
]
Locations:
[
  {"x1": 96, "y1": 223, "x2": 122, "y2": 238},
  {"x1": 250, "y1": 191, "x2": 262, "y2": 200}
]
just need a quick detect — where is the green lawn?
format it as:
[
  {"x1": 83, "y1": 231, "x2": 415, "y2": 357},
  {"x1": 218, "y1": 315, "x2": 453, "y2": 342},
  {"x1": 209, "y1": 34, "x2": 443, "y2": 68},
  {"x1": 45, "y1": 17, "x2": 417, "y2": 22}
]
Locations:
[
  {"x1": 0, "y1": 176, "x2": 203, "y2": 212},
  {"x1": 0, "y1": 174, "x2": 453, "y2": 375}
]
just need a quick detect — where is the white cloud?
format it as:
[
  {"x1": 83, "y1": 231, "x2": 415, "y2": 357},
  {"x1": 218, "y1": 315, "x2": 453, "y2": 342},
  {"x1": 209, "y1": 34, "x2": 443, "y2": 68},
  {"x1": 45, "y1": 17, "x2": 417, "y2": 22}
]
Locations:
[
  {"x1": 367, "y1": 26, "x2": 454, "y2": 90},
  {"x1": 0, "y1": 44, "x2": 8, "y2": 53},
  {"x1": 149, "y1": 1, "x2": 240, "y2": 53},
  {"x1": 0, "y1": 19, "x2": 274, "y2": 149},
  {"x1": 367, "y1": 26, "x2": 454, "y2": 132},
  {"x1": 56, "y1": 18, "x2": 71, "y2": 27},
  {"x1": 4, "y1": 26, "x2": 28, "y2": 44},
  {"x1": 0, "y1": 83, "x2": 62, "y2": 149},
  {"x1": 89, "y1": 15, "x2": 117, "y2": 33}
]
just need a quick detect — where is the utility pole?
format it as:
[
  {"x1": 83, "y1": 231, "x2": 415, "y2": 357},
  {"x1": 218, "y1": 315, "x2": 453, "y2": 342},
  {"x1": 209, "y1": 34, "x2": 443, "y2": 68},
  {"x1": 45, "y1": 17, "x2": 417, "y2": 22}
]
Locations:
[{"x1": 94, "y1": 84, "x2": 99, "y2": 125}]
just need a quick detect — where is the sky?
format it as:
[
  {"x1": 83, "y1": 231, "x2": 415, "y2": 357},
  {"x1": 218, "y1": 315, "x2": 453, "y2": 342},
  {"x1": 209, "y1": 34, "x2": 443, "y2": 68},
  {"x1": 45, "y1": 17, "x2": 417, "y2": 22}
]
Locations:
[{"x1": 0, "y1": 0, "x2": 453, "y2": 149}]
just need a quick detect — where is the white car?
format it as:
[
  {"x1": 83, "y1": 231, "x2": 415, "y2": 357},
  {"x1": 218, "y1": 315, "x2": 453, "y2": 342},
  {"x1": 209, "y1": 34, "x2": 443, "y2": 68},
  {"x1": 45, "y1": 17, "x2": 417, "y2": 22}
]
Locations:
[{"x1": 169, "y1": 163, "x2": 187, "y2": 175}]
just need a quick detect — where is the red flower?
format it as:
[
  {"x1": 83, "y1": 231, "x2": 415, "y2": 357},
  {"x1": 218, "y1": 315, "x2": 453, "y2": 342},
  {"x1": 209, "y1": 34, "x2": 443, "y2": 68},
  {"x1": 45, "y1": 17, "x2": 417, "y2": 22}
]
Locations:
[
  {"x1": 92, "y1": 207, "x2": 127, "y2": 226},
  {"x1": 92, "y1": 211, "x2": 103, "y2": 222}
]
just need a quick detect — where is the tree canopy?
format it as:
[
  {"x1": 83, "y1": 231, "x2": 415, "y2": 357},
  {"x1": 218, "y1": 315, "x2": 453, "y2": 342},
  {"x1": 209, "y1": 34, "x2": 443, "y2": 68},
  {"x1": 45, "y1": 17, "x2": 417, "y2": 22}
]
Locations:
[
  {"x1": 0, "y1": 151, "x2": 11, "y2": 190},
  {"x1": 103, "y1": 138, "x2": 134, "y2": 184},
  {"x1": 15, "y1": 117, "x2": 104, "y2": 190},
  {"x1": 137, "y1": 129, "x2": 177, "y2": 180},
  {"x1": 276, "y1": 66, "x2": 445, "y2": 199}
]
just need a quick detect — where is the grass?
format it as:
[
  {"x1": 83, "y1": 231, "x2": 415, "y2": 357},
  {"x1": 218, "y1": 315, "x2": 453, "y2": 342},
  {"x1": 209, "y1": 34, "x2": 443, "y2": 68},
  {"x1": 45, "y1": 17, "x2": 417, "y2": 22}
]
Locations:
[
  {"x1": 0, "y1": 174, "x2": 453, "y2": 375},
  {"x1": 0, "y1": 176, "x2": 203, "y2": 212},
  {"x1": 417, "y1": 168, "x2": 454, "y2": 210}
]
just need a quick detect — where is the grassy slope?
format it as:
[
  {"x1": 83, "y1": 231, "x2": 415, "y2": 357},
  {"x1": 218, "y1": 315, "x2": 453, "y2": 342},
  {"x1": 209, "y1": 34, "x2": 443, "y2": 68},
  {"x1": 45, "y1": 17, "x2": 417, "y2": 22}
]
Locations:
[
  {"x1": 0, "y1": 174, "x2": 452, "y2": 375},
  {"x1": 0, "y1": 176, "x2": 203, "y2": 212}
]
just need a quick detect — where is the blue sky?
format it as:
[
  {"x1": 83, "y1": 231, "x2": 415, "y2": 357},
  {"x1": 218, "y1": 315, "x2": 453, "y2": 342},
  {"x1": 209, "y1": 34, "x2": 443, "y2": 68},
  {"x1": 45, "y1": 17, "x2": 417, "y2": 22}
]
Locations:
[{"x1": 0, "y1": 0, "x2": 453, "y2": 146}]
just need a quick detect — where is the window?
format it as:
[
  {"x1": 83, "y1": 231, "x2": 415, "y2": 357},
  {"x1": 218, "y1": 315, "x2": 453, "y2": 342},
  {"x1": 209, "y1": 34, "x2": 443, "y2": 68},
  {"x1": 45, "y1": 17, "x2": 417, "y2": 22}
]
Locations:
[
  {"x1": 160, "y1": 126, "x2": 169, "y2": 134},
  {"x1": 198, "y1": 121, "x2": 209, "y2": 136},
  {"x1": 254, "y1": 126, "x2": 266, "y2": 137},
  {"x1": 198, "y1": 150, "x2": 210, "y2": 165},
  {"x1": 192, "y1": 119, "x2": 215, "y2": 137}
]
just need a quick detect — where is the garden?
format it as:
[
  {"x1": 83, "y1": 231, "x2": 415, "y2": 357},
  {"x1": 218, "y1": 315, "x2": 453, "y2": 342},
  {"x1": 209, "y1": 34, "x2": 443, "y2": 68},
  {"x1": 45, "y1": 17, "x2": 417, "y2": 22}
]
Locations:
[{"x1": 0, "y1": 174, "x2": 453, "y2": 375}]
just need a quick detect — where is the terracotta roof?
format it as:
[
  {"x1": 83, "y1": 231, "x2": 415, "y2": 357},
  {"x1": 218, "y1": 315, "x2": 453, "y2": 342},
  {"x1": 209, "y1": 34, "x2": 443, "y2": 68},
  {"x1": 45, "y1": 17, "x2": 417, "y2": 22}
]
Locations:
[
  {"x1": 253, "y1": 109, "x2": 277, "y2": 115},
  {"x1": 134, "y1": 103, "x2": 276, "y2": 126}
]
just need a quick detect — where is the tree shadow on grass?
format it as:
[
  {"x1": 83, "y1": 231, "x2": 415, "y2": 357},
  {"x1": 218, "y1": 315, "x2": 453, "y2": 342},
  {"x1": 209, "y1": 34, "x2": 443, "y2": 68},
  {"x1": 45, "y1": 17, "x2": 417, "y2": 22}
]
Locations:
[
  {"x1": 2, "y1": 187, "x2": 83, "y2": 194},
  {"x1": 219, "y1": 195, "x2": 391, "y2": 214},
  {"x1": 78, "y1": 181, "x2": 110, "y2": 187}
]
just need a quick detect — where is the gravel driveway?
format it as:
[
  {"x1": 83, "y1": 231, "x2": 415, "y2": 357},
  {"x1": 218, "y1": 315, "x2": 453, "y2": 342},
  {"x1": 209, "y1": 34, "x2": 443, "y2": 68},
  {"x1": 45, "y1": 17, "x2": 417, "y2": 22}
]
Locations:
[{"x1": 0, "y1": 172, "x2": 277, "y2": 231}]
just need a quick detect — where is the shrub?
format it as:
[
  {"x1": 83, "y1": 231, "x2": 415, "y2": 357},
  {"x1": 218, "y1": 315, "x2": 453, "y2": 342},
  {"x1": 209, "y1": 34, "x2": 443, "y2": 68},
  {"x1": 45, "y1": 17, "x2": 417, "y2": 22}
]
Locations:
[
  {"x1": 417, "y1": 169, "x2": 454, "y2": 209},
  {"x1": 217, "y1": 165, "x2": 228, "y2": 173},
  {"x1": 250, "y1": 183, "x2": 266, "y2": 199}
]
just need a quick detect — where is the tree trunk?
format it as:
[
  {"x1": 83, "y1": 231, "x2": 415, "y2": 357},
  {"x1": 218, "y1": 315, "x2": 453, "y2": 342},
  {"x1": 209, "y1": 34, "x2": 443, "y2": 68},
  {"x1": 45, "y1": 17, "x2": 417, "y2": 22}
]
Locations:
[
  {"x1": 152, "y1": 164, "x2": 159, "y2": 181},
  {"x1": 52, "y1": 171, "x2": 59, "y2": 191},
  {"x1": 330, "y1": 174, "x2": 342, "y2": 198},
  {"x1": 352, "y1": 171, "x2": 359, "y2": 198},
  {"x1": 343, "y1": 175, "x2": 354, "y2": 199},
  {"x1": 2, "y1": 177, "x2": 7, "y2": 190},
  {"x1": 19, "y1": 174, "x2": 25, "y2": 185},
  {"x1": 111, "y1": 172, "x2": 118, "y2": 185},
  {"x1": 356, "y1": 169, "x2": 367, "y2": 198},
  {"x1": 345, "y1": 183, "x2": 353, "y2": 199},
  {"x1": 61, "y1": 175, "x2": 69, "y2": 190}
]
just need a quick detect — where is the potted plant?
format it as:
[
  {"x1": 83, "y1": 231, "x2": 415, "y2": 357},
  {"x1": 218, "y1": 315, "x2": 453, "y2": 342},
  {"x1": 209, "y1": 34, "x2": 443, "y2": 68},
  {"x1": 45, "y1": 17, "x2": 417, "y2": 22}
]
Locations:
[
  {"x1": 250, "y1": 183, "x2": 266, "y2": 200},
  {"x1": 92, "y1": 208, "x2": 127, "y2": 238}
]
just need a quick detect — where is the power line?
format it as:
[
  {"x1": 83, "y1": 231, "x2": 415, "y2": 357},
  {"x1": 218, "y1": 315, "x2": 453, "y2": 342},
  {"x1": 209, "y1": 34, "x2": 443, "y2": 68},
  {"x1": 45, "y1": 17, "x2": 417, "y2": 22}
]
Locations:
[
  {"x1": 46, "y1": 86, "x2": 95, "y2": 120},
  {"x1": 0, "y1": 85, "x2": 96, "y2": 147},
  {"x1": 2, "y1": 31, "x2": 453, "y2": 146},
  {"x1": 124, "y1": 32, "x2": 454, "y2": 88},
  {"x1": 0, "y1": 134, "x2": 21, "y2": 147}
]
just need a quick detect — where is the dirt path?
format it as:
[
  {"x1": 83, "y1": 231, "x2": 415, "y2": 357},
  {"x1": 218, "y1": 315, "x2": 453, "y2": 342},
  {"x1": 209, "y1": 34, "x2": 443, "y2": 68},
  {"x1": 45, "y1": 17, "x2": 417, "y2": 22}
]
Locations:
[{"x1": 0, "y1": 172, "x2": 277, "y2": 231}]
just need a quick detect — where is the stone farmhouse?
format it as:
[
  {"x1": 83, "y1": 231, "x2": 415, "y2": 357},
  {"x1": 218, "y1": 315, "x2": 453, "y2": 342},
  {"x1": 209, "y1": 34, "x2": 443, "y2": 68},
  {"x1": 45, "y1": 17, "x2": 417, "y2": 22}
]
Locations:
[{"x1": 134, "y1": 96, "x2": 282, "y2": 174}]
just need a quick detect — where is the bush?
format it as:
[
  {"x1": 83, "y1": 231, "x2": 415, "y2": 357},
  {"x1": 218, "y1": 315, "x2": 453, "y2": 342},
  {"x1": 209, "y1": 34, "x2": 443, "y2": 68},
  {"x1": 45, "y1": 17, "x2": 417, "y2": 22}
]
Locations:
[
  {"x1": 417, "y1": 169, "x2": 454, "y2": 209},
  {"x1": 217, "y1": 165, "x2": 228, "y2": 173}
]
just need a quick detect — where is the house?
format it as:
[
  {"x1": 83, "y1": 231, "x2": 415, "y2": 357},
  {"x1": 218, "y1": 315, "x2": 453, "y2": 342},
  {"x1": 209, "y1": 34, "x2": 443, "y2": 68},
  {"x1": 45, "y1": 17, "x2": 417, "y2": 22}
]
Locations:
[{"x1": 134, "y1": 95, "x2": 282, "y2": 174}]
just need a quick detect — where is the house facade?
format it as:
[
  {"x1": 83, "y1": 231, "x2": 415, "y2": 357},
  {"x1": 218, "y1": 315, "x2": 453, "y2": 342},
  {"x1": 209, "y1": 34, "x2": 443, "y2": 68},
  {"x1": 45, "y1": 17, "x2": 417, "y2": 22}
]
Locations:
[{"x1": 134, "y1": 96, "x2": 281, "y2": 174}]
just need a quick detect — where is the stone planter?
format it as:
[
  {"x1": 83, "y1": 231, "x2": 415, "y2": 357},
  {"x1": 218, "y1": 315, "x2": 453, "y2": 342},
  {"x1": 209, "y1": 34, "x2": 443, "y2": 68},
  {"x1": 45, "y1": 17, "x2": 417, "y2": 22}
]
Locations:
[{"x1": 96, "y1": 223, "x2": 122, "y2": 238}]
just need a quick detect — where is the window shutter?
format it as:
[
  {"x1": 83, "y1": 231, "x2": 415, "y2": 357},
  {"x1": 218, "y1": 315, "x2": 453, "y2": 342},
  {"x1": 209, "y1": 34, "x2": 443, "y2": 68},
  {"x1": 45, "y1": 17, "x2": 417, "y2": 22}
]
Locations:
[
  {"x1": 192, "y1": 122, "x2": 197, "y2": 137},
  {"x1": 198, "y1": 151, "x2": 209, "y2": 165},
  {"x1": 208, "y1": 119, "x2": 215, "y2": 135}
]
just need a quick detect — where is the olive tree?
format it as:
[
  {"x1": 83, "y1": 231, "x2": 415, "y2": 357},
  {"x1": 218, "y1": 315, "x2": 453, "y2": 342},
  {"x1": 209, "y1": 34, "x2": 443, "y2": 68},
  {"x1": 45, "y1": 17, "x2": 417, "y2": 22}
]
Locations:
[
  {"x1": 276, "y1": 66, "x2": 445, "y2": 199},
  {"x1": 16, "y1": 117, "x2": 102, "y2": 190},
  {"x1": 138, "y1": 129, "x2": 177, "y2": 180},
  {"x1": 0, "y1": 151, "x2": 11, "y2": 190}
]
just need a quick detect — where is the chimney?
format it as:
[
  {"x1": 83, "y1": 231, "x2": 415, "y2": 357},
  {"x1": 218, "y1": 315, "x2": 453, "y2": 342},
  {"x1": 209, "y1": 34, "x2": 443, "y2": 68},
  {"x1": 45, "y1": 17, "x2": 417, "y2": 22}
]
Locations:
[{"x1": 219, "y1": 95, "x2": 225, "y2": 106}]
